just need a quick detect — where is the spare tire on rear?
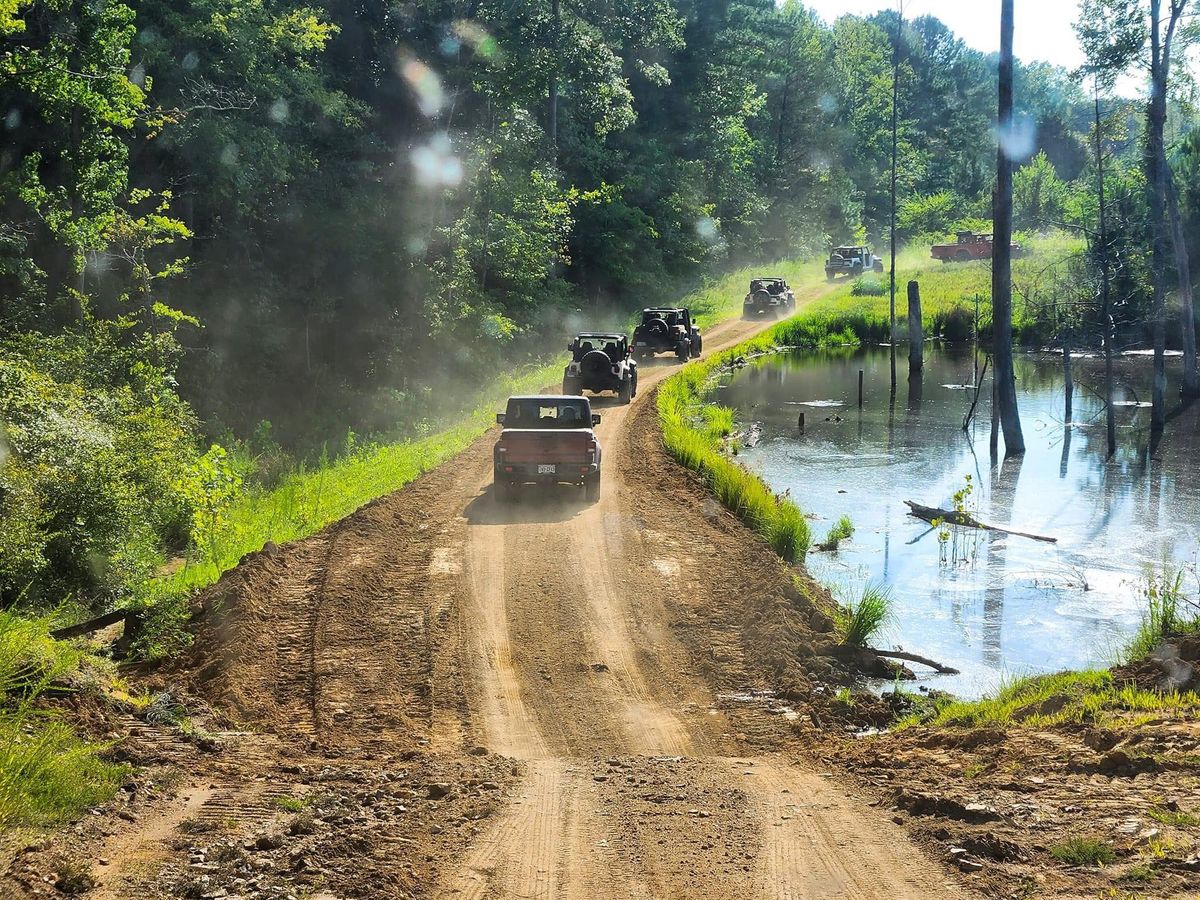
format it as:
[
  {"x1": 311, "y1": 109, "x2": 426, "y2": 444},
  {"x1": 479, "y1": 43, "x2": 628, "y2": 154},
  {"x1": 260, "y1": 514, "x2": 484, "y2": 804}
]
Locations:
[
  {"x1": 645, "y1": 318, "x2": 669, "y2": 338},
  {"x1": 580, "y1": 349, "x2": 610, "y2": 376}
]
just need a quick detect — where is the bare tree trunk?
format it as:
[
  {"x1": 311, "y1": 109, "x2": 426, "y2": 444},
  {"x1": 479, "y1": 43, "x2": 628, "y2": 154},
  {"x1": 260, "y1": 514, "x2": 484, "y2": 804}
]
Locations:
[
  {"x1": 1147, "y1": 0, "x2": 1170, "y2": 430},
  {"x1": 548, "y1": 0, "x2": 560, "y2": 151},
  {"x1": 992, "y1": 0, "x2": 1025, "y2": 456},
  {"x1": 1168, "y1": 175, "x2": 1199, "y2": 395},
  {"x1": 1095, "y1": 90, "x2": 1117, "y2": 457}
]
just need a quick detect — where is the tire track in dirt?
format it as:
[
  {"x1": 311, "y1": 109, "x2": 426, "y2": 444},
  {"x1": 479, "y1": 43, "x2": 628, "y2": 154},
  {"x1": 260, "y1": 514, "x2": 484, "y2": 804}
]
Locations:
[
  {"x1": 737, "y1": 757, "x2": 952, "y2": 899},
  {"x1": 439, "y1": 309, "x2": 967, "y2": 900},
  {"x1": 62, "y1": 293, "x2": 968, "y2": 900}
]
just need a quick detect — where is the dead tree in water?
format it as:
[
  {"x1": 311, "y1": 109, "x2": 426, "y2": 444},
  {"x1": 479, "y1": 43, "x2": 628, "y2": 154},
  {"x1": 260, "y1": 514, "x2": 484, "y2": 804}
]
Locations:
[
  {"x1": 992, "y1": 0, "x2": 1025, "y2": 456},
  {"x1": 1094, "y1": 87, "x2": 1118, "y2": 457}
]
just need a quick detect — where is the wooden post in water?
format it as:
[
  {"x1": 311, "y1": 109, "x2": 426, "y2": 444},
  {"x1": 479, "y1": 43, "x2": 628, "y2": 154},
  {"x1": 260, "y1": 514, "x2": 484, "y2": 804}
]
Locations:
[
  {"x1": 798, "y1": 413, "x2": 805, "y2": 431},
  {"x1": 858, "y1": 370, "x2": 864, "y2": 408},
  {"x1": 907, "y1": 280, "x2": 923, "y2": 373}
]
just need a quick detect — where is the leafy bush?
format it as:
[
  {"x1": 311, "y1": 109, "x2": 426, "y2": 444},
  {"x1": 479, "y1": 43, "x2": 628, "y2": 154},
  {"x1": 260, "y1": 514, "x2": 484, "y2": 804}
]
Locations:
[
  {"x1": 837, "y1": 583, "x2": 891, "y2": 647},
  {"x1": 0, "y1": 330, "x2": 199, "y2": 609}
]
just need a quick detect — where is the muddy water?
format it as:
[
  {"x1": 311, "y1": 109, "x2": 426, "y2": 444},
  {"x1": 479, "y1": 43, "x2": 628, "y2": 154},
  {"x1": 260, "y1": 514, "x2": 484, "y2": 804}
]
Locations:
[{"x1": 722, "y1": 345, "x2": 1200, "y2": 697}]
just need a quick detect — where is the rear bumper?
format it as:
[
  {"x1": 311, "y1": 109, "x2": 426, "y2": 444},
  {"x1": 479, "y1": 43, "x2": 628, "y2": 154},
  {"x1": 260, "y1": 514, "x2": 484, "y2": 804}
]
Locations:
[{"x1": 495, "y1": 462, "x2": 599, "y2": 485}]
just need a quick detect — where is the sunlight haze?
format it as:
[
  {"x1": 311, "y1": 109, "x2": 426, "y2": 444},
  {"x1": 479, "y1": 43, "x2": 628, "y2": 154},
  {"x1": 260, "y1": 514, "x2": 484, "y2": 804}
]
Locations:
[{"x1": 805, "y1": 0, "x2": 1087, "y2": 69}]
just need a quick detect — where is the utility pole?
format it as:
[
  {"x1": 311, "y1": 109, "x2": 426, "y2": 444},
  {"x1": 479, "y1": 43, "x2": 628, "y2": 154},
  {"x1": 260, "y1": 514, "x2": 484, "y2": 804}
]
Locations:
[{"x1": 889, "y1": 1, "x2": 903, "y2": 393}]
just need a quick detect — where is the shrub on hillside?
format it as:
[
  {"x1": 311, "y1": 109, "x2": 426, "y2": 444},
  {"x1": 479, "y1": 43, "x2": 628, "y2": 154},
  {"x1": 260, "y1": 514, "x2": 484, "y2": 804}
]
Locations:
[{"x1": 0, "y1": 329, "x2": 200, "y2": 609}]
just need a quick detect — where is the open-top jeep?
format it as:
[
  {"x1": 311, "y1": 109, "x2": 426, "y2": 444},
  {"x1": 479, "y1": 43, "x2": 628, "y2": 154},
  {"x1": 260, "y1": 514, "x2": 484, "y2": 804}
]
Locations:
[
  {"x1": 493, "y1": 395, "x2": 602, "y2": 502},
  {"x1": 632, "y1": 308, "x2": 702, "y2": 363},
  {"x1": 563, "y1": 333, "x2": 638, "y2": 403},
  {"x1": 743, "y1": 276, "x2": 796, "y2": 318},
  {"x1": 825, "y1": 246, "x2": 885, "y2": 280}
]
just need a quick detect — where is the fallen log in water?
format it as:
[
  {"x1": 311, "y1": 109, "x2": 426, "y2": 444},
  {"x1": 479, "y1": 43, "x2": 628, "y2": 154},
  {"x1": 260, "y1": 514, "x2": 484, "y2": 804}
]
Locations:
[
  {"x1": 872, "y1": 649, "x2": 960, "y2": 674},
  {"x1": 904, "y1": 500, "x2": 1058, "y2": 544}
]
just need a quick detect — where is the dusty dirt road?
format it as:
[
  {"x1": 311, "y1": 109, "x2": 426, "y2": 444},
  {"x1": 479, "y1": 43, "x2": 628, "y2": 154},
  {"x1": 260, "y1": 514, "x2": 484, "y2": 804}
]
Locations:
[{"x1": 2, "y1": 309, "x2": 969, "y2": 899}]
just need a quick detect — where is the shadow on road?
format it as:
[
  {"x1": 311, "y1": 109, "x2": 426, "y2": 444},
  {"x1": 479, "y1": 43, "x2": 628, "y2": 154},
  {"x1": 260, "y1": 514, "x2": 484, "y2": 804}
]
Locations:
[{"x1": 465, "y1": 483, "x2": 593, "y2": 525}]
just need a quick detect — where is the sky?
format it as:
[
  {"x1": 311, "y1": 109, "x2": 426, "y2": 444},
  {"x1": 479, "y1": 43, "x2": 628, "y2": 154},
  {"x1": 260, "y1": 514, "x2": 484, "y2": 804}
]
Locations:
[{"x1": 804, "y1": 0, "x2": 1087, "y2": 70}]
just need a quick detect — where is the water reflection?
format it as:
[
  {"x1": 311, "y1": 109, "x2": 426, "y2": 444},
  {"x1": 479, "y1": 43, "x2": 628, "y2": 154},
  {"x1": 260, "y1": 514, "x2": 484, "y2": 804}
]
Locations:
[{"x1": 723, "y1": 346, "x2": 1200, "y2": 697}]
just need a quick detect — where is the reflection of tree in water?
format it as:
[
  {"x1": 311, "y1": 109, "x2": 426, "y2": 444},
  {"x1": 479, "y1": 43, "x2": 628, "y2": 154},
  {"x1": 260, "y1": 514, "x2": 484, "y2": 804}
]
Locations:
[{"x1": 982, "y1": 453, "x2": 1025, "y2": 670}]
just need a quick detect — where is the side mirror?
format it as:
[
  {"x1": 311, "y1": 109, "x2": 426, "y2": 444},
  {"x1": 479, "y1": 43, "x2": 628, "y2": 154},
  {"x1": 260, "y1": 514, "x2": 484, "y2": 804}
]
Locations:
[
  {"x1": 592, "y1": 414, "x2": 601, "y2": 426},
  {"x1": 496, "y1": 413, "x2": 506, "y2": 425},
  {"x1": 567, "y1": 344, "x2": 573, "y2": 352}
]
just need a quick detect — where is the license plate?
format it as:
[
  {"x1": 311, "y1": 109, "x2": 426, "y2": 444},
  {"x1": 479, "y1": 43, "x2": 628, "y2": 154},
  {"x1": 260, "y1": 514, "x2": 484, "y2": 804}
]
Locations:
[{"x1": 537, "y1": 464, "x2": 556, "y2": 475}]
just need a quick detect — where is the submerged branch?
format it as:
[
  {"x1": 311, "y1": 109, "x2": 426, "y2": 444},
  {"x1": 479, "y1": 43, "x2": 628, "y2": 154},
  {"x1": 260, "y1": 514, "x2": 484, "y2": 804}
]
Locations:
[
  {"x1": 904, "y1": 500, "x2": 1058, "y2": 544},
  {"x1": 872, "y1": 648, "x2": 960, "y2": 674}
]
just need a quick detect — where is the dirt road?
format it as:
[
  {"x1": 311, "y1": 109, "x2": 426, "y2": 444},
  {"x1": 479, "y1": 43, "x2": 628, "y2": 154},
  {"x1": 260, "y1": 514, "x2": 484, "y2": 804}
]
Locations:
[{"x1": 2, "y1": 309, "x2": 968, "y2": 899}]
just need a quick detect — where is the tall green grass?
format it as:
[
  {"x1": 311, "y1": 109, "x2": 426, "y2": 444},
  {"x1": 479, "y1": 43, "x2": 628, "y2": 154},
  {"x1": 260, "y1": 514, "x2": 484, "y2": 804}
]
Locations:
[
  {"x1": 1121, "y1": 568, "x2": 1200, "y2": 664},
  {"x1": 0, "y1": 611, "x2": 126, "y2": 828},
  {"x1": 837, "y1": 583, "x2": 892, "y2": 647},
  {"x1": 657, "y1": 340, "x2": 812, "y2": 563},
  {"x1": 795, "y1": 234, "x2": 1084, "y2": 346}
]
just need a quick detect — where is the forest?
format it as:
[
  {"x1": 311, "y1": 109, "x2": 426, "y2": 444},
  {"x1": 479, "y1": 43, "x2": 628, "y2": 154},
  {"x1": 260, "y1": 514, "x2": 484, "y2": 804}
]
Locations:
[{"x1": 1, "y1": 0, "x2": 1199, "y2": 640}]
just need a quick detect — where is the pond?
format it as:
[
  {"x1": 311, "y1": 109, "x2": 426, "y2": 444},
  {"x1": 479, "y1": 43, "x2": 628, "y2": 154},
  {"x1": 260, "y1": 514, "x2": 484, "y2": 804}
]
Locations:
[{"x1": 721, "y1": 345, "x2": 1200, "y2": 697}]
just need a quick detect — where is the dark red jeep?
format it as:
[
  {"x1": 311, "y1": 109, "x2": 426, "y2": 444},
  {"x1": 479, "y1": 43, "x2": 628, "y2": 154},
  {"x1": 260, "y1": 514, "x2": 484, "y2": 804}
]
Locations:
[{"x1": 493, "y1": 395, "x2": 602, "y2": 502}]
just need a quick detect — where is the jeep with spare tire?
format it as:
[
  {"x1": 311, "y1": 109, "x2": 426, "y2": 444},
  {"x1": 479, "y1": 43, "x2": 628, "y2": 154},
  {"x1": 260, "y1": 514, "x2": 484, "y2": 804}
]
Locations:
[
  {"x1": 493, "y1": 395, "x2": 602, "y2": 502},
  {"x1": 631, "y1": 308, "x2": 702, "y2": 363},
  {"x1": 743, "y1": 276, "x2": 796, "y2": 318},
  {"x1": 563, "y1": 333, "x2": 638, "y2": 403}
]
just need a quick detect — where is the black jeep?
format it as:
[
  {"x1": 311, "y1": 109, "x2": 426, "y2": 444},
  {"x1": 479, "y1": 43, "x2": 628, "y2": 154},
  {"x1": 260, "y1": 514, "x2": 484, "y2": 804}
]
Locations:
[
  {"x1": 563, "y1": 333, "x2": 638, "y2": 403},
  {"x1": 743, "y1": 277, "x2": 796, "y2": 318},
  {"x1": 631, "y1": 308, "x2": 702, "y2": 363}
]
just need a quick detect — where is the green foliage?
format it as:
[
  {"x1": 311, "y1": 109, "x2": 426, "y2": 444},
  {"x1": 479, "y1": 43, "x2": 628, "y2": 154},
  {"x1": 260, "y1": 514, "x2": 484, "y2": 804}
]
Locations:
[
  {"x1": 1014, "y1": 151, "x2": 1071, "y2": 230},
  {"x1": 1122, "y1": 569, "x2": 1200, "y2": 664},
  {"x1": 819, "y1": 515, "x2": 854, "y2": 552},
  {"x1": 1050, "y1": 836, "x2": 1116, "y2": 867},
  {"x1": 0, "y1": 611, "x2": 126, "y2": 828},
  {"x1": 0, "y1": 329, "x2": 198, "y2": 608},
  {"x1": 1147, "y1": 805, "x2": 1200, "y2": 828},
  {"x1": 837, "y1": 583, "x2": 892, "y2": 647},
  {"x1": 850, "y1": 277, "x2": 886, "y2": 297},
  {"x1": 904, "y1": 668, "x2": 1200, "y2": 732}
]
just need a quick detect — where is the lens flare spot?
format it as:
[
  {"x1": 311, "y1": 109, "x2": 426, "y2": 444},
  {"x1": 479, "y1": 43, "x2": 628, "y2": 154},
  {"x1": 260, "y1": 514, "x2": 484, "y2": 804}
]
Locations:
[
  {"x1": 818, "y1": 92, "x2": 837, "y2": 114},
  {"x1": 269, "y1": 99, "x2": 289, "y2": 123},
  {"x1": 220, "y1": 143, "x2": 240, "y2": 166},
  {"x1": 452, "y1": 20, "x2": 498, "y2": 59},
  {"x1": 998, "y1": 116, "x2": 1037, "y2": 163},
  {"x1": 182, "y1": 51, "x2": 199, "y2": 71},
  {"x1": 410, "y1": 132, "x2": 462, "y2": 187},
  {"x1": 4, "y1": 108, "x2": 19, "y2": 130},
  {"x1": 400, "y1": 57, "x2": 446, "y2": 116},
  {"x1": 695, "y1": 217, "x2": 719, "y2": 240}
]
